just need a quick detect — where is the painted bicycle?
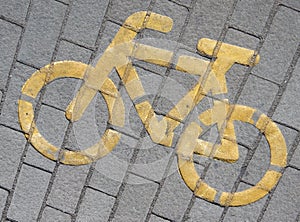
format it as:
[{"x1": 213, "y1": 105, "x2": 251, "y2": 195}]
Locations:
[{"x1": 18, "y1": 12, "x2": 287, "y2": 206}]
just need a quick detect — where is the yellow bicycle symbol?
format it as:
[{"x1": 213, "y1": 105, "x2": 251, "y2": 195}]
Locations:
[{"x1": 18, "y1": 11, "x2": 287, "y2": 206}]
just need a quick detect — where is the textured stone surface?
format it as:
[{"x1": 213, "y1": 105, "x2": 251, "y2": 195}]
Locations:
[
  {"x1": 63, "y1": 0, "x2": 109, "y2": 47},
  {"x1": 182, "y1": 0, "x2": 235, "y2": 48},
  {"x1": 230, "y1": 0, "x2": 274, "y2": 35},
  {"x1": 0, "y1": 63, "x2": 35, "y2": 131},
  {"x1": 273, "y1": 62, "x2": 300, "y2": 129},
  {"x1": 261, "y1": 167, "x2": 300, "y2": 221},
  {"x1": 0, "y1": 20, "x2": 21, "y2": 91},
  {"x1": 0, "y1": 0, "x2": 30, "y2": 23},
  {"x1": 187, "y1": 198, "x2": 223, "y2": 222},
  {"x1": 18, "y1": 0, "x2": 66, "y2": 67},
  {"x1": 112, "y1": 174, "x2": 158, "y2": 222},
  {"x1": 152, "y1": 157, "x2": 194, "y2": 221},
  {"x1": 237, "y1": 74, "x2": 278, "y2": 113},
  {"x1": 89, "y1": 133, "x2": 138, "y2": 196},
  {"x1": 252, "y1": 6, "x2": 300, "y2": 83},
  {"x1": 76, "y1": 188, "x2": 115, "y2": 222},
  {"x1": 7, "y1": 165, "x2": 51, "y2": 221},
  {"x1": 47, "y1": 164, "x2": 90, "y2": 213},
  {"x1": 0, "y1": 126, "x2": 26, "y2": 189},
  {"x1": 41, "y1": 207, "x2": 71, "y2": 222}
]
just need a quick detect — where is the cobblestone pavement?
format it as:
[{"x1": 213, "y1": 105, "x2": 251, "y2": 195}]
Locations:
[{"x1": 0, "y1": 0, "x2": 299, "y2": 221}]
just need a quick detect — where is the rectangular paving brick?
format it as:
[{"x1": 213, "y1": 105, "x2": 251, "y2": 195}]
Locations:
[
  {"x1": 143, "y1": 0, "x2": 189, "y2": 41},
  {"x1": 55, "y1": 40, "x2": 92, "y2": 63},
  {"x1": 35, "y1": 105, "x2": 68, "y2": 148},
  {"x1": 18, "y1": 0, "x2": 66, "y2": 67},
  {"x1": 0, "y1": 63, "x2": 35, "y2": 131},
  {"x1": 7, "y1": 165, "x2": 51, "y2": 221},
  {"x1": 108, "y1": 0, "x2": 151, "y2": 23},
  {"x1": 230, "y1": 0, "x2": 273, "y2": 35},
  {"x1": 0, "y1": 126, "x2": 26, "y2": 189},
  {"x1": 273, "y1": 61, "x2": 300, "y2": 129},
  {"x1": 0, "y1": 0, "x2": 29, "y2": 23},
  {"x1": 252, "y1": 6, "x2": 300, "y2": 83},
  {"x1": 63, "y1": 0, "x2": 109, "y2": 47},
  {"x1": 0, "y1": 20, "x2": 21, "y2": 91},
  {"x1": 41, "y1": 207, "x2": 71, "y2": 222},
  {"x1": 152, "y1": 157, "x2": 194, "y2": 221},
  {"x1": 223, "y1": 182, "x2": 267, "y2": 221},
  {"x1": 237, "y1": 74, "x2": 278, "y2": 113},
  {"x1": 89, "y1": 133, "x2": 138, "y2": 196},
  {"x1": 47, "y1": 164, "x2": 90, "y2": 213},
  {"x1": 112, "y1": 173, "x2": 158, "y2": 222},
  {"x1": 0, "y1": 189, "x2": 8, "y2": 213},
  {"x1": 187, "y1": 198, "x2": 223, "y2": 222},
  {"x1": 25, "y1": 145, "x2": 56, "y2": 172},
  {"x1": 76, "y1": 188, "x2": 115, "y2": 221},
  {"x1": 281, "y1": 0, "x2": 300, "y2": 10},
  {"x1": 261, "y1": 167, "x2": 300, "y2": 221},
  {"x1": 182, "y1": 0, "x2": 234, "y2": 48},
  {"x1": 290, "y1": 144, "x2": 300, "y2": 169},
  {"x1": 149, "y1": 214, "x2": 170, "y2": 222},
  {"x1": 130, "y1": 135, "x2": 173, "y2": 182}
]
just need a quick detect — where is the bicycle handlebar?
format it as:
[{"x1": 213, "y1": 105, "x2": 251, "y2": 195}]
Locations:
[{"x1": 109, "y1": 11, "x2": 173, "y2": 48}]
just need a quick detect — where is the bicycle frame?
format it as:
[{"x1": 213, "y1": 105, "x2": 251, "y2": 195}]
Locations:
[{"x1": 65, "y1": 11, "x2": 260, "y2": 160}]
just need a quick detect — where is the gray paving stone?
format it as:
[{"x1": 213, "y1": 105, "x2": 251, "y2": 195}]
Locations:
[
  {"x1": 24, "y1": 144, "x2": 56, "y2": 172},
  {"x1": 0, "y1": 0, "x2": 30, "y2": 23},
  {"x1": 42, "y1": 77, "x2": 81, "y2": 111},
  {"x1": 36, "y1": 104, "x2": 69, "y2": 148},
  {"x1": 112, "y1": 173, "x2": 158, "y2": 222},
  {"x1": 94, "y1": 21, "x2": 121, "y2": 57},
  {"x1": 204, "y1": 145, "x2": 248, "y2": 192},
  {"x1": 130, "y1": 135, "x2": 174, "y2": 182},
  {"x1": 241, "y1": 123, "x2": 297, "y2": 184},
  {"x1": 224, "y1": 28, "x2": 259, "y2": 50},
  {"x1": 173, "y1": 0, "x2": 191, "y2": 7},
  {"x1": 187, "y1": 198, "x2": 223, "y2": 222},
  {"x1": 230, "y1": 0, "x2": 274, "y2": 35},
  {"x1": 0, "y1": 189, "x2": 8, "y2": 213},
  {"x1": 0, "y1": 20, "x2": 21, "y2": 91},
  {"x1": 76, "y1": 188, "x2": 115, "y2": 222},
  {"x1": 63, "y1": 0, "x2": 109, "y2": 47},
  {"x1": 56, "y1": 40, "x2": 92, "y2": 63},
  {"x1": 18, "y1": 0, "x2": 66, "y2": 68},
  {"x1": 237, "y1": 74, "x2": 278, "y2": 114},
  {"x1": 41, "y1": 207, "x2": 71, "y2": 222},
  {"x1": 273, "y1": 62, "x2": 300, "y2": 129},
  {"x1": 242, "y1": 136, "x2": 271, "y2": 185},
  {"x1": 261, "y1": 167, "x2": 300, "y2": 222},
  {"x1": 152, "y1": 157, "x2": 194, "y2": 221},
  {"x1": 149, "y1": 214, "x2": 170, "y2": 222},
  {"x1": 143, "y1": 0, "x2": 189, "y2": 41},
  {"x1": 0, "y1": 126, "x2": 26, "y2": 189},
  {"x1": 0, "y1": 63, "x2": 35, "y2": 131},
  {"x1": 281, "y1": 0, "x2": 300, "y2": 10},
  {"x1": 252, "y1": 6, "x2": 300, "y2": 83},
  {"x1": 108, "y1": 0, "x2": 151, "y2": 23},
  {"x1": 290, "y1": 144, "x2": 300, "y2": 169},
  {"x1": 89, "y1": 133, "x2": 138, "y2": 196},
  {"x1": 47, "y1": 164, "x2": 90, "y2": 213},
  {"x1": 182, "y1": 0, "x2": 235, "y2": 48},
  {"x1": 7, "y1": 165, "x2": 51, "y2": 221},
  {"x1": 223, "y1": 182, "x2": 268, "y2": 222}
]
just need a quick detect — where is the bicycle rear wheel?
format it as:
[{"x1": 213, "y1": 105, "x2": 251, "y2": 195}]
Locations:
[
  {"x1": 177, "y1": 104, "x2": 287, "y2": 206},
  {"x1": 18, "y1": 61, "x2": 125, "y2": 165}
]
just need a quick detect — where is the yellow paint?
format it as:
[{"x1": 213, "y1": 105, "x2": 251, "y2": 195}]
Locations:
[{"x1": 18, "y1": 11, "x2": 287, "y2": 207}]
